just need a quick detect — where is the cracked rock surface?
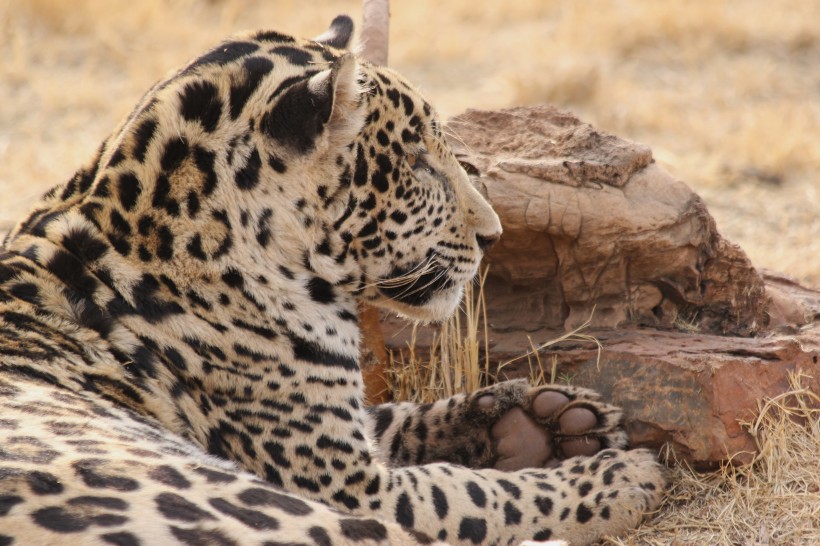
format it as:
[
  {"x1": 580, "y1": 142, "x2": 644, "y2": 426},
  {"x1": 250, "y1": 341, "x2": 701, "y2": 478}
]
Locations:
[{"x1": 448, "y1": 105, "x2": 768, "y2": 336}]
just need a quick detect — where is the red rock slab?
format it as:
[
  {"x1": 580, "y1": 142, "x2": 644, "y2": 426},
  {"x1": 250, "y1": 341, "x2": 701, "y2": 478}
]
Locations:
[{"x1": 380, "y1": 277, "x2": 820, "y2": 468}]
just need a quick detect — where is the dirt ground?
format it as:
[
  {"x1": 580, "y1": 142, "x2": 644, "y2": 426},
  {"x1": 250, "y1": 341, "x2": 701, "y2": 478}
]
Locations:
[{"x1": 1, "y1": 0, "x2": 818, "y2": 288}]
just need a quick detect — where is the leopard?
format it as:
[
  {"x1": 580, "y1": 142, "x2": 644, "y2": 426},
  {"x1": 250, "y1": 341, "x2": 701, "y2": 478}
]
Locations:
[{"x1": 0, "y1": 15, "x2": 665, "y2": 546}]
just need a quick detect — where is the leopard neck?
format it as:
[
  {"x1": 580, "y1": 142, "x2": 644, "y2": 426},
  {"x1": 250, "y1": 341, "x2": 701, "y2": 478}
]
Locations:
[{"x1": 1, "y1": 129, "x2": 366, "y2": 438}]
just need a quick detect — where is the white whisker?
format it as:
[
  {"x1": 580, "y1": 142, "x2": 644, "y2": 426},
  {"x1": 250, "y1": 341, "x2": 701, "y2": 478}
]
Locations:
[
  {"x1": 359, "y1": 255, "x2": 436, "y2": 291},
  {"x1": 392, "y1": 262, "x2": 451, "y2": 300}
]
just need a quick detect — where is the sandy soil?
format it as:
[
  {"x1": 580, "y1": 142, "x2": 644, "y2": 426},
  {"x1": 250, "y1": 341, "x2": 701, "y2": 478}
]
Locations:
[{"x1": 0, "y1": 0, "x2": 818, "y2": 287}]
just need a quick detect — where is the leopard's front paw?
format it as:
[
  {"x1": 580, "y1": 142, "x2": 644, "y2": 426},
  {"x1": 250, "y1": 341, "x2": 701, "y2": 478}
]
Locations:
[
  {"x1": 470, "y1": 380, "x2": 628, "y2": 471},
  {"x1": 524, "y1": 448, "x2": 667, "y2": 544}
]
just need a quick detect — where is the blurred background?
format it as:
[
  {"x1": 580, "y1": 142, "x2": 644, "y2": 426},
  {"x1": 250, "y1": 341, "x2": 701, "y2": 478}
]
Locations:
[{"x1": 1, "y1": 0, "x2": 817, "y2": 286}]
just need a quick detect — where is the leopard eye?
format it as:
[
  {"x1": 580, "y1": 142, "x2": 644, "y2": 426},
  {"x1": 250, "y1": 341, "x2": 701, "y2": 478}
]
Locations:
[
  {"x1": 458, "y1": 159, "x2": 480, "y2": 176},
  {"x1": 407, "y1": 153, "x2": 435, "y2": 176}
]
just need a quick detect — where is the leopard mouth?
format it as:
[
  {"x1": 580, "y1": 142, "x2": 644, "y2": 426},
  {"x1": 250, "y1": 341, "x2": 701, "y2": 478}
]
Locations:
[{"x1": 376, "y1": 257, "x2": 455, "y2": 307}]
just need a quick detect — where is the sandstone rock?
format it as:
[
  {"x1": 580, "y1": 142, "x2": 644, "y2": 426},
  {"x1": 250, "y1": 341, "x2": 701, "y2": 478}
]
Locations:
[
  {"x1": 359, "y1": 303, "x2": 391, "y2": 404},
  {"x1": 447, "y1": 105, "x2": 768, "y2": 337},
  {"x1": 380, "y1": 275, "x2": 820, "y2": 468},
  {"x1": 495, "y1": 275, "x2": 820, "y2": 468},
  {"x1": 368, "y1": 105, "x2": 820, "y2": 467}
]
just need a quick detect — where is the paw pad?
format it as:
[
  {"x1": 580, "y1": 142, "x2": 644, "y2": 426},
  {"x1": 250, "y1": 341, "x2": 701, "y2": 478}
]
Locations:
[{"x1": 484, "y1": 384, "x2": 626, "y2": 471}]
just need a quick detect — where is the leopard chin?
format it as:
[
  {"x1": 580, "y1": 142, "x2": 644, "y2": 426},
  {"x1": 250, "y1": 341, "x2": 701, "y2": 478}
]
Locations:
[
  {"x1": 373, "y1": 257, "x2": 473, "y2": 322},
  {"x1": 377, "y1": 284, "x2": 465, "y2": 324}
]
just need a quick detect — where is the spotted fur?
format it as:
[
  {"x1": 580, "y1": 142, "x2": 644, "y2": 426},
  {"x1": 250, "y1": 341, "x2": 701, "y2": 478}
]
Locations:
[{"x1": 0, "y1": 16, "x2": 664, "y2": 545}]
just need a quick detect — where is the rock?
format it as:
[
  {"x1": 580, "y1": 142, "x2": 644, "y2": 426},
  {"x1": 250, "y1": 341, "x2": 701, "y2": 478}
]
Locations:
[
  {"x1": 447, "y1": 105, "x2": 768, "y2": 337},
  {"x1": 517, "y1": 328, "x2": 819, "y2": 469},
  {"x1": 380, "y1": 275, "x2": 820, "y2": 468},
  {"x1": 368, "y1": 105, "x2": 820, "y2": 467},
  {"x1": 494, "y1": 274, "x2": 820, "y2": 468},
  {"x1": 359, "y1": 303, "x2": 391, "y2": 405}
]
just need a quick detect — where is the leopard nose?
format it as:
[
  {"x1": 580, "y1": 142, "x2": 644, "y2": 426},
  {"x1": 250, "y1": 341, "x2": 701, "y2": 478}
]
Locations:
[{"x1": 476, "y1": 232, "x2": 501, "y2": 252}]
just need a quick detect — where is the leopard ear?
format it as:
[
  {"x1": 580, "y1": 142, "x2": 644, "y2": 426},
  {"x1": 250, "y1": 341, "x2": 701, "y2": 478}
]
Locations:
[
  {"x1": 262, "y1": 54, "x2": 362, "y2": 154},
  {"x1": 313, "y1": 15, "x2": 354, "y2": 50}
]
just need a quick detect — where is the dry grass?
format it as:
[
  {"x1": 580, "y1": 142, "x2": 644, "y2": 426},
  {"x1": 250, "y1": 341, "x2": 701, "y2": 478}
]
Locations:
[
  {"x1": 388, "y1": 272, "x2": 601, "y2": 403},
  {"x1": 389, "y1": 270, "x2": 492, "y2": 403},
  {"x1": 0, "y1": 0, "x2": 818, "y2": 286},
  {"x1": 392, "y1": 279, "x2": 820, "y2": 545}
]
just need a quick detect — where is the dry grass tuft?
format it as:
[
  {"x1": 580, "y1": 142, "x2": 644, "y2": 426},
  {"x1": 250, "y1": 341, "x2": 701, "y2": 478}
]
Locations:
[
  {"x1": 389, "y1": 269, "x2": 492, "y2": 403},
  {"x1": 389, "y1": 272, "x2": 605, "y2": 402},
  {"x1": 496, "y1": 310, "x2": 602, "y2": 381}
]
